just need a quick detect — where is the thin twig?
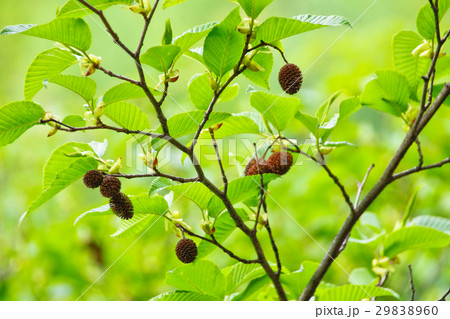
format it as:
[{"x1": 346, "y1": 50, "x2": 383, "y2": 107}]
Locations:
[
  {"x1": 438, "y1": 288, "x2": 450, "y2": 301},
  {"x1": 110, "y1": 173, "x2": 199, "y2": 183},
  {"x1": 408, "y1": 264, "x2": 415, "y2": 301},
  {"x1": 135, "y1": 0, "x2": 160, "y2": 57},
  {"x1": 415, "y1": 138, "x2": 424, "y2": 168},
  {"x1": 96, "y1": 65, "x2": 140, "y2": 85},
  {"x1": 248, "y1": 40, "x2": 289, "y2": 64},
  {"x1": 209, "y1": 129, "x2": 228, "y2": 194},
  {"x1": 392, "y1": 157, "x2": 450, "y2": 180},
  {"x1": 354, "y1": 164, "x2": 375, "y2": 208},
  {"x1": 265, "y1": 222, "x2": 282, "y2": 276},
  {"x1": 253, "y1": 143, "x2": 266, "y2": 231}
]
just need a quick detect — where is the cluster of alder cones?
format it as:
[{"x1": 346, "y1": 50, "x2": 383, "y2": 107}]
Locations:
[
  {"x1": 245, "y1": 151, "x2": 294, "y2": 177},
  {"x1": 83, "y1": 170, "x2": 134, "y2": 220}
]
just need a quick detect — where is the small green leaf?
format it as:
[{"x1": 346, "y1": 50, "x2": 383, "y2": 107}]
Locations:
[
  {"x1": 407, "y1": 215, "x2": 450, "y2": 235},
  {"x1": 416, "y1": 0, "x2": 450, "y2": 40},
  {"x1": 242, "y1": 51, "x2": 273, "y2": 89},
  {"x1": 231, "y1": 276, "x2": 270, "y2": 300},
  {"x1": 188, "y1": 73, "x2": 239, "y2": 110},
  {"x1": 0, "y1": 101, "x2": 45, "y2": 148},
  {"x1": 166, "y1": 183, "x2": 213, "y2": 210},
  {"x1": 256, "y1": 14, "x2": 350, "y2": 44},
  {"x1": 393, "y1": 31, "x2": 430, "y2": 100},
  {"x1": 339, "y1": 96, "x2": 361, "y2": 122},
  {"x1": 148, "y1": 177, "x2": 174, "y2": 196},
  {"x1": 295, "y1": 111, "x2": 319, "y2": 136},
  {"x1": 162, "y1": 0, "x2": 189, "y2": 9},
  {"x1": 24, "y1": 48, "x2": 77, "y2": 100},
  {"x1": 103, "y1": 101, "x2": 150, "y2": 131},
  {"x1": 383, "y1": 225, "x2": 450, "y2": 257},
  {"x1": 401, "y1": 188, "x2": 420, "y2": 227},
  {"x1": 173, "y1": 22, "x2": 217, "y2": 56},
  {"x1": 162, "y1": 19, "x2": 173, "y2": 45},
  {"x1": 150, "y1": 290, "x2": 220, "y2": 301},
  {"x1": 250, "y1": 91, "x2": 300, "y2": 131},
  {"x1": 62, "y1": 115, "x2": 86, "y2": 128},
  {"x1": 57, "y1": 0, "x2": 134, "y2": 18},
  {"x1": 141, "y1": 45, "x2": 181, "y2": 73},
  {"x1": 236, "y1": 0, "x2": 273, "y2": 19},
  {"x1": 2, "y1": 18, "x2": 92, "y2": 51},
  {"x1": 315, "y1": 91, "x2": 342, "y2": 125},
  {"x1": 203, "y1": 7, "x2": 245, "y2": 78},
  {"x1": 435, "y1": 56, "x2": 450, "y2": 80},
  {"x1": 280, "y1": 261, "x2": 318, "y2": 298},
  {"x1": 166, "y1": 260, "x2": 226, "y2": 299},
  {"x1": 49, "y1": 74, "x2": 96, "y2": 102},
  {"x1": 361, "y1": 70, "x2": 410, "y2": 117},
  {"x1": 103, "y1": 82, "x2": 156, "y2": 105},
  {"x1": 317, "y1": 284, "x2": 399, "y2": 301},
  {"x1": 225, "y1": 263, "x2": 265, "y2": 294},
  {"x1": 348, "y1": 268, "x2": 377, "y2": 286},
  {"x1": 208, "y1": 112, "x2": 265, "y2": 139},
  {"x1": 21, "y1": 143, "x2": 98, "y2": 222}
]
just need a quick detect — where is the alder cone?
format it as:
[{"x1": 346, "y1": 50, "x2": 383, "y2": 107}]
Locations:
[
  {"x1": 267, "y1": 152, "x2": 293, "y2": 175},
  {"x1": 100, "y1": 176, "x2": 121, "y2": 198},
  {"x1": 278, "y1": 63, "x2": 302, "y2": 95},
  {"x1": 245, "y1": 158, "x2": 271, "y2": 176},
  {"x1": 109, "y1": 192, "x2": 134, "y2": 220},
  {"x1": 175, "y1": 238, "x2": 198, "y2": 264},
  {"x1": 83, "y1": 170, "x2": 104, "y2": 189}
]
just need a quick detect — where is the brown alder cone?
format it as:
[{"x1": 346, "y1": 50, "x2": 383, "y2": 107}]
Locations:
[
  {"x1": 83, "y1": 170, "x2": 104, "y2": 189},
  {"x1": 278, "y1": 63, "x2": 303, "y2": 95},
  {"x1": 245, "y1": 158, "x2": 272, "y2": 176},
  {"x1": 109, "y1": 192, "x2": 134, "y2": 220},
  {"x1": 175, "y1": 238, "x2": 198, "y2": 263},
  {"x1": 100, "y1": 176, "x2": 121, "y2": 198},
  {"x1": 267, "y1": 152, "x2": 293, "y2": 175}
]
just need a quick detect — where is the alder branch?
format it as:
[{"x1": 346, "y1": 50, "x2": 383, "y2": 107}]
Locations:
[
  {"x1": 110, "y1": 172, "x2": 199, "y2": 184},
  {"x1": 438, "y1": 288, "x2": 450, "y2": 301},
  {"x1": 209, "y1": 129, "x2": 228, "y2": 194},
  {"x1": 135, "y1": 0, "x2": 160, "y2": 57},
  {"x1": 408, "y1": 264, "x2": 416, "y2": 301},
  {"x1": 96, "y1": 65, "x2": 140, "y2": 85},
  {"x1": 355, "y1": 164, "x2": 375, "y2": 208},
  {"x1": 248, "y1": 40, "x2": 289, "y2": 64},
  {"x1": 392, "y1": 157, "x2": 450, "y2": 180}
]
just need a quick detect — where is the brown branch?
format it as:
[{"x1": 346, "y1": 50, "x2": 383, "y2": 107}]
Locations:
[
  {"x1": 408, "y1": 264, "x2": 415, "y2": 301},
  {"x1": 209, "y1": 129, "x2": 228, "y2": 194},
  {"x1": 135, "y1": 0, "x2": 160, "y2": 57},
  {"x1": 249, "y1": 40, "x2": 289, "y2": 64},
  {"x1": 392, "y1": 157, "x2": 450, "y2": 180},
  {"x1": 110, "y1": 173, "x2": 198, "y2": 184},
  {"x1": 355, "y1": 164, "x2": 375, "y2": 208},
  {"x1": 96, "y1": 65, "x2": 140, "y2": 85},
  {"x1": 415, "y1": 138, "x2": 424, "y2": 168},
  {"x1": 438, "y1": 288, "x2": 450, "y2": 301},
  {"x1": 265, "y1": 222, "x2": 282, "y2": 276}
]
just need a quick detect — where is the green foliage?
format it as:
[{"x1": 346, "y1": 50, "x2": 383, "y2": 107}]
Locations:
[
  {"x1": 102, "y1": 82, "x2": 154, "y2": 105},
  {"x1": 317, "y1": 284, "x2": 399, "y2": 301},
  {"x1": 0, "y1": 101, "x2": 45, "y2": 147},
  {"x1": 162, "y1": 0, "x2": 189, "y2": 9},
  {"x1": 162, "y1": 19, "x2": 173, "y2": 46},
  {"x1": 224, "y1": 263, "x2": 265, "y2": 294},
  {"x1": 141, "y1": 45, "x2": 181, "y2": 73},
  {"x1": 416, "y1": 0, "x2": 450, "y2": 39},
  {"x1": 150, "y1": 290, "x2": 220, "y2": 301},
  {"x1": 172, "y1": 21, "x2": 217, "y2": 58},
  {"x1": 203, "y1": 7, "x2": 245, "y2": 78},
  {"x1": 49, "y1": 74, "x2": 96, "y2": 102},
  {"x1": 208, "y1": 112, "x2": 266, "y2": 138},
  {"x1": 167, "y1": 183, "x2": 213, "y2": 210},
  {"x1": 242, "y1": 51, "x2": 274, "y2": 89},
  {"x1": 57, "y1": 0, "x2": 134, "y2": 18},
  {"x1": 188, "y1": 73, "x2": 239, "y2": 109},
  {"x1": 103, "y1": 101, "x2": 150, "y2": 131},
  {"x1": 235, "y1": 0, "x2": 273, "y2": 19}
]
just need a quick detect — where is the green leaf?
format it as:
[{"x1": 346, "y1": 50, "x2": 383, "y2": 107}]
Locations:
[
  {"x1": 407, "y1": 215, "x2": 450, "y2": 235},
  {"x1": 348, "y1": 268, "x2": 377, "y2": 286},
  {"x1": 165, "y1": 260, "x2": 226, "y2": 299},
  {"x1": 0, "y1": 101, "x2": 45, "y2": 147},
  {"x1": 103, "y1": 82, "x2": 155, "y2": 105},
  {"x1": 173, "y1": 22, "x2": 217, "y2": 56},
  {"x1": 435, "y1": 56, "x2": 450, "y2": 80},
  {"x1": 208, "y1": 112, "x2": 265, "y2": 139},
  {"x1": 295, "y1": 111, "x2": 319, "y2": 136},
  {"x1": 24, "y1": 48, "x2": 77, "y2": 100},
  {"x1": 57, "y1": 0, "x2": 134, "y2": 18},
  {"x1": 361, "y1": 70, "x2": 410, "y2": 117},
  {"x1": 162, "y1": 19, "x2": 173, "y2": 45},
  {"x1": 416, "y1": 0, "x2": 450, "y2": 40},
  {"x1": 111, "y1": 214, "x2": 158, "y2": 238},
  {"x1": 393, "y1": 31, "x2": 429, "y2": 100},
  {"x1": 141, "y1": 45, "x2": 181, "y2": 73},
  {"x1": 197, "y1": 208, "x2": 249, "y2": 258},
  {"x1": 236, "y1": 0, "x2": 273, "y2": 19},
  {"x1": 317, "y1": 284, "x2": 399, "y2": 301},
  {"x1": 250, "y1": 91, "x2": 300, "y2": 131},
  {"x1": 148, "y1": 177, "x2": 174, "y2": 196},
  {"x1": 281, "y1": 261, "x2": 318, "y2": 298},
  {"x1": 207, "y1": 174, "x2": 279, "y2": 217},
  {"x1": 74, "y1": 204, "x2": 111, "y2": 225},
  {"x1": 433, "y1": 83, "x2": 450, "y2": 106},
  {"x1": 225, "y1": 263, "x2": 265, "y2": 294},
  {"x1": 162, "y1": 0, "x2": 189, "y2": 9},
  {"x1": 242, "y1": 51, "x2": 273, "y2": 89},
  {"x1": 400, "y1": 187, "x2": 420, "y2": 227},
  {"x1": 339, "y1": 96, "x2": 361, "y2": 122},
  {"x1": 316, "y1": 91, "x2": 342, "y2": 125},
  {"x1": 62, "y1": 115, "x2": 86, "y2": 128},
  {"x1": 150, "y1": 290, "x2": 220, "y2": 301},
  {"x1": 231, "y1": 275, "x2": 270, "y2": 300},
  {"x1": 103, "y1": 101, "x2": 150, "y2": 131},
  {"x1": 1, "y1": 18, "x2": 92, "y2": 51},
  {"x1": 383, "y1": 225, "x2": 450, "y2": 257},
  {"x1": 256, "y1": 14, "x2": 350, "y2": 44},
  {"x1": 203, "y1": 8, "x2": 245, "y2": 78},
  {"x1": 49, "y1": 74, "x2": 96, "y2": 102},
  {"x1": 188, "y1": 73, "x2": 239, "y2": 109},
  {"x1": 166, "y1": 183, "x2": 213, "y2": 210},
  {"x1": 21, "y1": 143, "x2": 98, "y2": 222}
]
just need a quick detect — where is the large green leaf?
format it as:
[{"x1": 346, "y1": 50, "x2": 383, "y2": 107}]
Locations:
[
  {"x1": 393, "y1": 31, "x2": 429, "y2": 99},
  {"x1": 416, "y1": 0, "x2": 450, "y2": 40},
  {"x1": 208, "y1": 112, "x2": 265, "y2": 139},
  {"x1": 150, "y1": 290, "x2": 220, "y2": 301},
  {"x1": 295, "y1": 111, "x2": 319, "y2": 136},
  {"x1": 21, "y1": 143, "x2": 98, "y2": 222},
  {"x1": 383, "y1": 225, "x2": 450, "y2": 257},
  {"x1": 361, "y1": 70, "x2": 410, "y2": 117},
  {"x1": 197, "y1": 208, "x2": 249, "y2": 258},
  {"x1": 435, "y1": 55, "x2": 450, "y2": 80},
  {"x1": 111, "y1": 214, "x2": 158, "y2": 238},
  {"x1": 250, "y1": 91, "x2": 300, "y2": 131},
  {"x1": 49, "y1": 74, "x2": 96, "y2": 102},
  {"x1": 166, "y1": 260, "x2": 226, "y2": 299},
  {"x1": 148, "y1": 177, "x2": 175, "y2": 196},
  {"x1": 231, "y1": 275, "x2": 270, "y2": 300},
  {"x1": 162, "y1": 0, "x2": 190, "y2": 9},
  {"x1": 24, "y1": 48, "x2": 77, "y2": 100},
  {"x1": 348, "y1": 268, "x2": 377, "y2": 286},
  {"x1": 141, "y1": 45, "x2": 181, "y2": 73},
  {"x1": 281, "y1": 261, "x2": 318, "y2": 298},
  {"x1": 173, "y1": 21, "x2": 217, "y2": 56},
  {"x1": 317, "y1": 284, "x2": 399, "y2": 301},
  {"x1": 236, "y1": 0, "x2": 273, "y2": 19},
  {"x1": 102, "y1": 82, "x2": 155, "y2": 105},
  {"x1": 339, "y1": 96, "x2": 361, "y2": 122},
  {"x1": 166, "y1": 183, "x2": 214, "y2": 210},
  {"x1": 188, "y1": 73, "x2": 239, "y2": 110},
  {"x1": 1, "y1": 18, "x2": 92, "y2": 51},
  {"x1": 225, "y1": 263, "x2": 265, "y2": 294},
  {"x1": 103, "y1": 101, "x2": 150, "y2": 131},
  {"x1": 57, "y1": 0, "x2": 134, "y2": 18},
  {"x1": 407, "y1": 215, "x2": 450, "y2": 235},
  {"x1": 203, "y1": 8, "x2": 245, "y2": 78},
  {"x1": 0, "y1": 101, "x2": 45, "y2": 147},
  {"x1": 256, "y1": 14, "x2": 350, "y2": 44},
  {"x1": 207, "y1": 174, "x2": 279, "y2": 217},
  {"x1": 242, "y1": 51, "x2": 273, "y2": 89}
]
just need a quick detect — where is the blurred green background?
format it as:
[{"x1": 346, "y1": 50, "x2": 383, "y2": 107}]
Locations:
[{"x1": 0, "y1": 0, "x2": 449, "y2": 301}]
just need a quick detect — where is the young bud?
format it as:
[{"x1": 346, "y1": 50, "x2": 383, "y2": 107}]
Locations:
[
  {"x1": 139, "y1": 152, "x2": 158, "y2": 169},
  {"x1": 411, "y1": 40, "x2": 431, "y2": 56},
  {"x1": 209, "y1": 75, "x2": 219, "y2": 91},
  {"x1": 243, "y1": 55, "x2": 265, "y2": 72},
  {"x1": 80, "y1": 54, "x2": 102, "y2": 76},
  {"x1": 84, "y1": 111, "x2": 97, "y2": 126},
  {"x1": 128, "y1": 0, "x2": 152, "y2": 15},
  {"x1": 200, "y1": 219, "x2": 215, "y2": 235},
  {"x1": 209, "y1": 122, "x2": 223, "y2": 131},
  {"x1": 108, "y1": 157, "x2": 122, "y2": 174},
  {"x1": 319, "y1": 146, "x2": 335, "y2": 155}
]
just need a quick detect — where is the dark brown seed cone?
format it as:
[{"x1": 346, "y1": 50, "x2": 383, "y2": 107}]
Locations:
[
  {"x1": 278, "y1": 63, "x2": 302, "y2": 95},
  {"x1": 100, "y1": 176, "x2": 121, "y2": 198},
  {"x1": 175, "y1": 238, "x2": 198, "y2": 264},
  {"x1": 109, "y1": 192, "x2": 134, "y2": 220},
  {"x1": 83, "y1": 170, "x2": 104, "y2": 189},
  {"x1": 245, "y1": 158, "x2": 271, "y2": 176},
  {"x1": 267, "y1": 152, "x2": 293, "y2": 175}
]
